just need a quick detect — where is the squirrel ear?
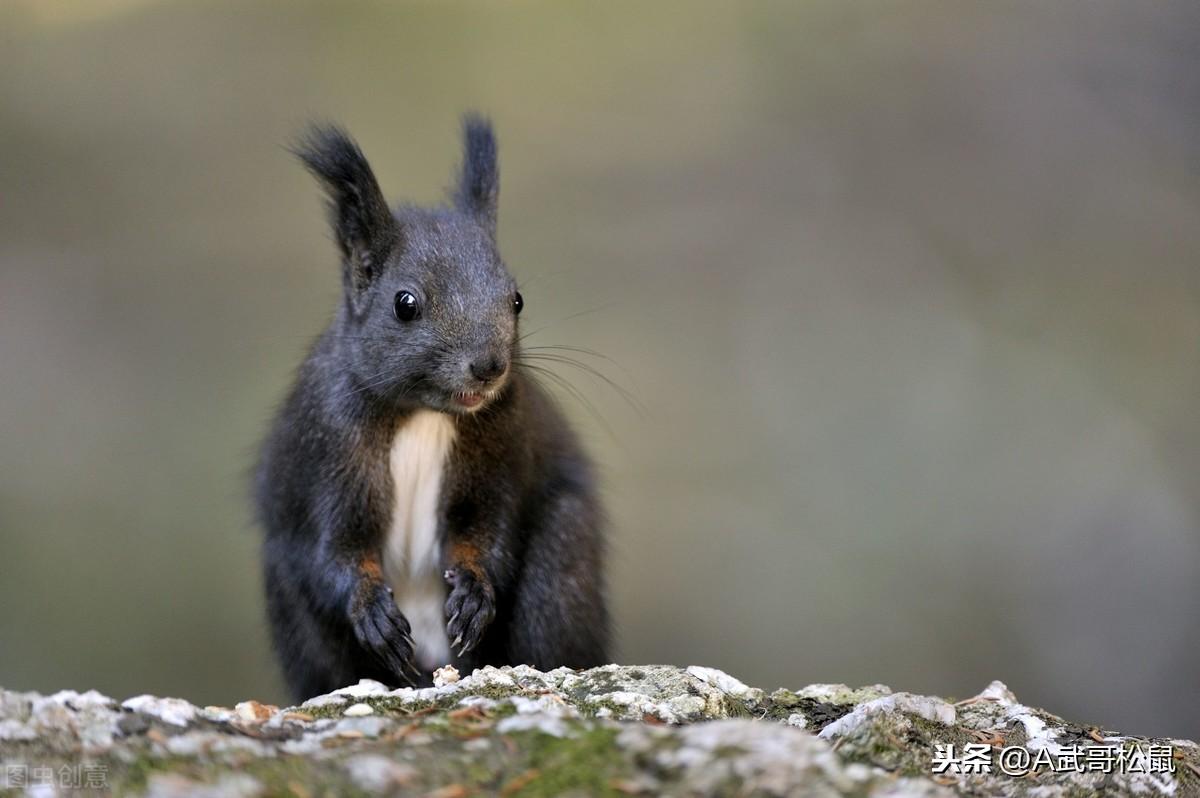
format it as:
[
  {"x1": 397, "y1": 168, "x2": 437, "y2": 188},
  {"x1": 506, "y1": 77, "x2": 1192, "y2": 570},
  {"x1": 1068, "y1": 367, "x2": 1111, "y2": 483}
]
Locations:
[
  {"x1": 454, "y1": 114, "x2": 499, "y2": 234},
  {"x1": 293, "y1": 125, "x2": 398, "y2": 308}
]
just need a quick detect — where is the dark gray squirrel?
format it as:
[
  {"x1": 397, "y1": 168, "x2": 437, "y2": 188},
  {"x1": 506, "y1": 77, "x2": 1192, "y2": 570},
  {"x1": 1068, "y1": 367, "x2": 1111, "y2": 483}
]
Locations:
[{"x1": 254, "y1": 115, "x2": 609, "y2": 700}]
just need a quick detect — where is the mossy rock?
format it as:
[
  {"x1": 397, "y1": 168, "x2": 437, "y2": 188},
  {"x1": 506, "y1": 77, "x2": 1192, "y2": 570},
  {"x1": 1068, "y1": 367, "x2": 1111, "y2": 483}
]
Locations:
[{"x1": 0, "y1": 666, "x2": 1194, "y2": 796}]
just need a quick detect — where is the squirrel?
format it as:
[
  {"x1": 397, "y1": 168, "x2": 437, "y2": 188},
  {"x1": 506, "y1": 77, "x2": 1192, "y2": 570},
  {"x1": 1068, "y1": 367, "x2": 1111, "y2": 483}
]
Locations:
[{"x1": 254, "y1": 115, "x2": 609, "y2": 700}]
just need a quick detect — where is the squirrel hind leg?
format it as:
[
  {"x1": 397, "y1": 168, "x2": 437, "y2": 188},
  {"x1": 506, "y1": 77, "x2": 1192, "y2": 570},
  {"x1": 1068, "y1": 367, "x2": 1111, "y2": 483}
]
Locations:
[
  {"x1": 508, "y1": 491, "x2": 610, "y2": 669},
  {"x1": 269, "y1": 604, "x2": 354, "y2": 701}
]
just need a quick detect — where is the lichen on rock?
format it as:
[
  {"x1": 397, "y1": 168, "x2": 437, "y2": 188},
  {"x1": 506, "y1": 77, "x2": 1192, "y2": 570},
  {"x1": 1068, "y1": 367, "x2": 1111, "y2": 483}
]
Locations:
[{"x1": 0, "y1": 665, "x2": 1195, "y2": 796}]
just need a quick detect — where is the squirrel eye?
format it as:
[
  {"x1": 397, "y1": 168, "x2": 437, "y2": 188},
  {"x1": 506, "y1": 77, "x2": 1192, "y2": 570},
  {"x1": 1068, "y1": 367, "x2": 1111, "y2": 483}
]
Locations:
[
  {"x1": 393, "y1": 291, "x2": 420, "y2": 322},
  {"x1": 513, "y1": 291, "x2": 524, "y2": 316}
]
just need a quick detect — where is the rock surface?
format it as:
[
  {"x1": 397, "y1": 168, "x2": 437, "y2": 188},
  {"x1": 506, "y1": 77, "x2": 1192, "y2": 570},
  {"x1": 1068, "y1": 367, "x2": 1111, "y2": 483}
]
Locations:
[{"x1": 0, "y1": 665, "x2": 1195, "y2": 796}]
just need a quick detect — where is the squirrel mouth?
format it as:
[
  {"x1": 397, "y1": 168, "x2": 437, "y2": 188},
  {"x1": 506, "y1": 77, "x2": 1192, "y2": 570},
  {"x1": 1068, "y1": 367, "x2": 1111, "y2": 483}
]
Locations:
[{"x1": 453, "y1": 391, "x2": 485, "y2": 409}]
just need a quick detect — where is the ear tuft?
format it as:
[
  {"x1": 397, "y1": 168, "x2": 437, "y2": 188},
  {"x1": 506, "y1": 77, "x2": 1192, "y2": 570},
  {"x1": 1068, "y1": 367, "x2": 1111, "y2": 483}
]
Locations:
[
  {"x1": 454, "y1": 113, "x2": 499, "y2": 232},
  {"x1": 292, "y1": 124, "x2": 396, "y2": 304}
]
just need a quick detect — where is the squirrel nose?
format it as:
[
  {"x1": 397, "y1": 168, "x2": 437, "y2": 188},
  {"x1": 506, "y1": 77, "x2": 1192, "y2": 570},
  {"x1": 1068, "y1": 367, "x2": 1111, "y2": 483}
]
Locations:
[{"x1": 470, "y1": 356, "x2": 507, "y2": 382}]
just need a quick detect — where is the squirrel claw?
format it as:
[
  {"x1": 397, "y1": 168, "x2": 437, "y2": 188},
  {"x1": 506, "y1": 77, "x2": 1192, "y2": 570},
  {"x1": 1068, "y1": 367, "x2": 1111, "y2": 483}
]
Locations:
[
  {"x1": 444, "y1": 569, "x2": 496, "y2": 659},
  {"x1": 350, "y1": 580, "x2": 421, "y2": 688}
]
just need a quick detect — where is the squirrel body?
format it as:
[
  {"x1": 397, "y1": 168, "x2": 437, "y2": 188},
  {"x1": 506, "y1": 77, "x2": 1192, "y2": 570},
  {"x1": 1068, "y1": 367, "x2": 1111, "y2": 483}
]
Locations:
[{"x1": 255, "y1": 117, "x2": 609, "y2": 700}]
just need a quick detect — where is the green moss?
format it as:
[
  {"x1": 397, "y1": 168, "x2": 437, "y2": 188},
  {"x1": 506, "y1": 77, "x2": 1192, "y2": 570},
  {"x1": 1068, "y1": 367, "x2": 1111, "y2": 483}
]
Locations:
[
  {"x1": 578, "y1": 697, "x2": 632, "y2": 719},
  {"x1": 299, "y1": 682, "x2": 526, "y2": 722},
  {"x1": 116, "y1": 752, "x2": 196, "y2": 791},
  {"x1": 1175, "y1": 746, "x2": 1200, "y2": 796},
  {"x1": 490, "y1": 701, "x2": 519, "y2": 719},
  {"x1": 564, "y1": 671, "x2": 619, "y2": 706},
  {"x1": 768, "y1": 689, "x2": 802, "y2": 709},
  {"x1": 294, "y1": 702, "x2": 352, "y2": 721},
  {"x1": 111, "y1": 749, "x2": 372, "y2": 797},
  {"x1": 828, "y1": 711, "x2": 973, "y2": 779},
  {"x1": 711, "y1": 744, "x2": 748, "y2": 759},
  {"x1": 758, "y1": 692, "x2": 855, "y2": 730},
  {"x1": 720, "y1": 698, "x2": 756, "y2": 719},
  {"x1": 508, "y1": 727, "x2": 628, "y2": 798}
]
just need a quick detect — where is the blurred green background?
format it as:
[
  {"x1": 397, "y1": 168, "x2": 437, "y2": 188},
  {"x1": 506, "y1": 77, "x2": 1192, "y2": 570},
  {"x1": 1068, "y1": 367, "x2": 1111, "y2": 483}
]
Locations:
[{"x1": 1, "y1": 1, "x2": 1197, "y2": 737}]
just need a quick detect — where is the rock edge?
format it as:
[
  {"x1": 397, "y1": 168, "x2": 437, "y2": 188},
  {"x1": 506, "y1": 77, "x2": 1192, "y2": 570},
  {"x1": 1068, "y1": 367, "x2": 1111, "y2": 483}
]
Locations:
[{"x1": 0, "y1": 664, "x2": 1196, "y2": 797}]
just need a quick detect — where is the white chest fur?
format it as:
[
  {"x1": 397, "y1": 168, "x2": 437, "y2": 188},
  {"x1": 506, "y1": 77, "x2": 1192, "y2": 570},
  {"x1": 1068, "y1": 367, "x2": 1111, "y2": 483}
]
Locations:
[{"x1": 381, "y1": 409, "x2": 456, "y2": 672}]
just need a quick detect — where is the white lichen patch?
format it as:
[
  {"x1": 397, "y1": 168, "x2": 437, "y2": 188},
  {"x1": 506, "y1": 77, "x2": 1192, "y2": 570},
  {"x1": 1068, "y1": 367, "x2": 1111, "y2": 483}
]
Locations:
[
  {"x1": 551, "y1": 663, "x2": 771, "y2": 723},
  {"x1": 41, "y1": 689, "x2": 115, "y2": 710},
  {"x1": 360, "y1": 664, "x2": 526, "y2": 713},
  {"x1": 818, "y1": 693, "x2": 956, "y2": 739},
  {"x1": 971, "y1": 680, "x2": 1017, "y2": 704},
  {"x1": 6, "y1": 688, "x2": 124, "y2": 753},
  {"x1": 795, "y1": 683, "x2": 893, "y2": 705},
  {"x1": 505, "y1": 693, "x2": 579, "y2": 719},
  {"x1": 0, "y1": 719, "x2": 38, "y2": 741},
  {"x1": 122, "y1": 695, "x2": 197, "y2": 727},
  {"x1": 300, "y1": 693, "x2": 348, "y2": 709},
  {"x1": 621, "y1": 719, "x2": 956, "y2": 798},
  {"x1": 685, "y1": 665, "x2": 765, "y2": 703},
  {"x1": 585, "y1": 689, "x2": 711, "y2": 723},
  {"x1": 144, "y1": 772, "x2": 263, "y2": 798},
  {"x1": 343, "y1": 754, "x2": 418, "y2": 792},
  {"x1": 331, "y1": 679, "x2": 392, "y2": 698},
  {"x1": 164, "y1": 731, "x2": 271, "y2": 759},
  {"x1": 1008, "y1": 709, "x2": 1061, "y2": 754},
  {"x1": 200, "y1": 706, "x2": 235, "y2": 723},
  {"x1": 495, "y1": 713, "x2": 573, "y2": 737},
  {"x1": 465, "y1": 665, "x2": 518, "y2": 690},
  {"x1": 334, "y1": 716, "x2": 389, "y2": 737}
]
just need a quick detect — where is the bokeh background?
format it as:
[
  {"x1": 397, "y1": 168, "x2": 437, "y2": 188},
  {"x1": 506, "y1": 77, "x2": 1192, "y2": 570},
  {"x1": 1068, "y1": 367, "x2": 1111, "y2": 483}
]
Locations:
[{"x1": 2, "y1": 0, "x2": 1197, "y2": 737}]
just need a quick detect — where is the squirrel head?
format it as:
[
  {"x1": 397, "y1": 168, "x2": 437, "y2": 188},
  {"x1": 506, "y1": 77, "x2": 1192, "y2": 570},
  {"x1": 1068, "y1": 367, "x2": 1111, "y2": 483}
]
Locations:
[{"x1": 295, "y1": 116, "x2": 522, "y2": 415}]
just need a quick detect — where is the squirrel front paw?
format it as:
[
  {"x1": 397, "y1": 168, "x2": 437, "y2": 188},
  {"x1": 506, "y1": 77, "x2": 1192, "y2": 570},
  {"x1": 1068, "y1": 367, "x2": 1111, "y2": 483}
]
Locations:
[
  {"x1": 349, "y1": 581, "x2": 422, "y2": 687},
  {"x1": 444, "y1": 568, "x2": 496, "y2": 658}
]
